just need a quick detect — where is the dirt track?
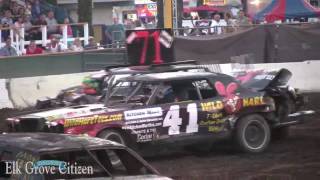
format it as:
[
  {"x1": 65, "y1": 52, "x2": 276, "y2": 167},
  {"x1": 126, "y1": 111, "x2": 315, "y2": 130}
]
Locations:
[
  {"x1": 1, "y1": 94, "x2": 320, "y2": 180},
  {"x1": 148, "y1": 120, "x2": 320, "y2": 180}
]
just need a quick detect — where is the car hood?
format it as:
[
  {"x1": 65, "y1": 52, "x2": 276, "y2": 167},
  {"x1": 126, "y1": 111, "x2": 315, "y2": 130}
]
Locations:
[
  {"x1": 17, "y1": 104, "x2": 106, "y2": 121},
  {"x1": 73, "y1": 175, "x2": 172, "y2": 180}
]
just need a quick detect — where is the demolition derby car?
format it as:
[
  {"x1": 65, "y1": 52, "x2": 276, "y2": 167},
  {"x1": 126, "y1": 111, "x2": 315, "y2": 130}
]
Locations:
[
  {"x1": 7, "y1": 68, "x2": 313, "y2": 154},
  {"x1": 0, "y1": 133, "x2": 171, "y2": 180},
  {"x1": 35, "y1": 61, "x2": 208, "y2": 109}
]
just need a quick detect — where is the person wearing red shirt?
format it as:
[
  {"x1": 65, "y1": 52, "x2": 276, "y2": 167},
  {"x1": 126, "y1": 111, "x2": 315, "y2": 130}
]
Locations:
[{"x1": 26, "y1": 40, "x2": 43, "y2": 55}]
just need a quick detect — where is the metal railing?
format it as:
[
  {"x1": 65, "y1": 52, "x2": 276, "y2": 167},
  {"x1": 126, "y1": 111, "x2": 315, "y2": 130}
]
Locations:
[
  {"x1": 0, "y1": 23, "x2": 89, "y2": 55},
  {"x1": 176, "y1": 21, "x2": 320, "y2": 37}
]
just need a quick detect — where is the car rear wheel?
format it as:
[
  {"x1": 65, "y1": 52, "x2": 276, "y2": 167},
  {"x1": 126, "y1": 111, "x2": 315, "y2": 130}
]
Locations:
[
  {"x1": 235, "y1": 114, "x2": 270, "y2": 153},
  {"x1": 98, "y1": 130, "x2": 126, "y2": 167}
]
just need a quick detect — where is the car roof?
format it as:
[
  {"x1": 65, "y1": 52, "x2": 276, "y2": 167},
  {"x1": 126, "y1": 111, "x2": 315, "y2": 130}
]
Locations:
[
  {"x1": 118, "y1": 71, "x2": 219, "y2": 82},
  {"x1": 0, "y1": 133, "x2": 124, "y2": 154}
]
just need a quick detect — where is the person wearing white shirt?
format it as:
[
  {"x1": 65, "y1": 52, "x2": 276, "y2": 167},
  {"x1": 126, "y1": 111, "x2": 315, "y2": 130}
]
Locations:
[{"x1": 211, "y1": 14, "x2": 227, "y2": 35}]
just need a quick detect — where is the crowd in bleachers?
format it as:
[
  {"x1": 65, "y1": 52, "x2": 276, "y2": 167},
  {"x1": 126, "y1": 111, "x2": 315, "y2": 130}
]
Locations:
[
  {"x1": 0, "y1": 0, "x2": 98, "y2": 57},
  {"x1": 182, "y1": 10, "x2": 253, "y2": 36}
]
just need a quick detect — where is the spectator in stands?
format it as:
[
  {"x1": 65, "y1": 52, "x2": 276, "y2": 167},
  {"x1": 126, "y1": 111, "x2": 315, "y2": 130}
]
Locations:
[
  {"x1": 25, "y1": 1, "x2": 32, "y2": 17},
  {"x1": 29, "y1": 14, "x2": 47, "y2": 40},
  {"x1": 60, "y1": 18, "x2": 73, "y2": 38},
  {"x1": 13, "y1": 16, "x2": 24, "y2": 39},
  {"x1": 26, "y1": 40, "x2": 43, "y2": 55},
  {"x1": 123, "y1": 16, "x2": 134, "y2": 29},
  {"x1": 17, "y1": 7, "x2": 26, "y2": 19},
  {"x1": 225, "y1": 12, "x2": 236, "y2": 33},
  {"x1": 70, "y1": 38, "x2": 83, "y2": 52},
  {"x1": 0, "y1": 37, "x2": 17, "y2": 56},
  {"x1": 236, "y1": 10, "x2": 251, "y2": 26},
  {"x1": 24, "y1": 15, "x2": 33, "y2": 40},
  {"x1": 134, "y1": 19, "x2": 144, "y2": 30},
  {"x1": 46, "y1": 37, "x2": 67, "y2": 53},
  {"x1": 0, "y1": 1, "x2": 10, "y2": 13},
  {"x1": 10, "y1": 1, "x2": 20, "y2": 18},
  {"x1": 46, "y1": 10, "x2": 58, "y2": 36},
  {"x1": 1, "y1": 10, "x2": 13, "y2": 40},
  {"x1": 84, "y1": 37, "x2": 98, "y2": 50},
  {"x1": 210, "y1": 14, "x2": 226, "y2": 35},
  {"x1": 31, "y1": 0, "x2": 42, "y2": 20},
  {"x1": 105, "y1": 17, "x2": 125, "y2": 46}
]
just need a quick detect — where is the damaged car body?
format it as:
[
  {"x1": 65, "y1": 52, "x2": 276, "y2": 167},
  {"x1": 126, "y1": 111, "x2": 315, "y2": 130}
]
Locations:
[{"x1": 7, "y1": 68, "x2": 313, "y2": 154}]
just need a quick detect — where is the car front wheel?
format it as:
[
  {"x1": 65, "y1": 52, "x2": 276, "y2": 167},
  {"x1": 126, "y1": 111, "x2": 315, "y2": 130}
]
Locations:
[
  {"x1": 98, "y1": 130, "x2": 126, "y2": 166},
  {"x1": 235, "y1": 114, "x2": 271, "y2": 153}
]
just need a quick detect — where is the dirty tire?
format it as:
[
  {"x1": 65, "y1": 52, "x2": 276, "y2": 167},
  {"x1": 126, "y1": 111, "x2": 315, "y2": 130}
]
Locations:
[
  {"x1": 235, "y1": 114, "x2": 270, "y2": 153},
  {"x1": 98, "y1": 130, "x2": 126, "y2": 166},
  {"x1": 272, "y1": 126, "x2": 290, "y2": 141}
]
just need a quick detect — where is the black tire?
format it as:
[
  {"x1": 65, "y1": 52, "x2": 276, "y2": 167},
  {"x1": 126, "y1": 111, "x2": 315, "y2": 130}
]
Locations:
[
  {"x1": 98, "y1": 130, "x2": 126, "y2": 166},
  {"x1": 98, "y1": 129, "x2": 126, "y2": 145},
  {"x1": 272, "y1": 126, "x2": 290, "y2": 141},
  {"x1": 235, "y1": 114, "x2": 271, "y2": 153}
]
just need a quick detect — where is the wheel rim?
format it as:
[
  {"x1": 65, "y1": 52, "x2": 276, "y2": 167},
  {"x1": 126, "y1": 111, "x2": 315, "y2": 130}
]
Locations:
[
  {"x1": 243, "y1": 120, "x2": 267, "y2": 150},
  {"x1": 105, "y1": 133, "x2": 124, "y2": 145},
  {"x1": 104, "y1": 132, "x2": 125, "y2": 166}
]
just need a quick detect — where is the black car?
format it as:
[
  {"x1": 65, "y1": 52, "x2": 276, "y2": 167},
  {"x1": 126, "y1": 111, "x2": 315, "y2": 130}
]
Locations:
[
  {"x1": 7, "y1": 69, "x2": 313, "y2": 154},
  {"x1": 0, "y1": 133, "x2": 171, "y2": 180}
]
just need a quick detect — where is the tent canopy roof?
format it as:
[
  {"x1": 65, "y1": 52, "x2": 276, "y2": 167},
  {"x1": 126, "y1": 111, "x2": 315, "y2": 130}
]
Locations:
[{"x1": 254, "y1": 0, "x2": 320, "y2": 22}]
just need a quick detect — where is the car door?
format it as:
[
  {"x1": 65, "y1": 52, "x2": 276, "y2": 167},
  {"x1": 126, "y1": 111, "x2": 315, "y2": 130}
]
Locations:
[
  {"x1": 153, "y1": 80, "x2": 226, "y2": 139},
  {"x1": 193, "y1": 79, "x2": 227, "y2": 135}
]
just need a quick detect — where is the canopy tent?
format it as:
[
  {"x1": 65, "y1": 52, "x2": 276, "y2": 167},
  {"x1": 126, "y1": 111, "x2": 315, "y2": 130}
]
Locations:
[
  {"x1": 254, "y1": 0, "x2": 320, "y2": 22},
  {"x1": 183, "y1": 5, "x2": 221, "y2": 13}
]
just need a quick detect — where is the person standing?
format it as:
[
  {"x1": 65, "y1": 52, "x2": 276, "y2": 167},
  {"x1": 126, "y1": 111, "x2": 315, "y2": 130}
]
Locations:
[
  {"x1": 31, "y1": 0, "x2": 42, "y2": 20},
  {"x1": 211, "y1": 14, "x2": 227, "y2": 35},
  {"x1": 0, "y1": 37, "x2": 18, "y2": 56},
  {"x1": 236, "y1": 10, "x2": 251, "y2": 26},
  {"x1": 60, "y1": 18, "x2": 73, "y2": 38},
  {"x1": 45, "y1": 10, "x2": 58, "y2": 36},
  {"x1": 105, "y1": 17, "x2": 125, "y2": 47},
  {"x1": 225, "y1": 12, "x2": 236, "y2": 33},
  {"x1": 1, "y1": 10, "x2": 13, "y2": 40}
]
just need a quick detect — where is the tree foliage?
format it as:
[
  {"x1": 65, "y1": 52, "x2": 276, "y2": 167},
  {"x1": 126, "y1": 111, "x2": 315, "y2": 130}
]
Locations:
[
  {"x1": 78, "y1": 0, "x2": 93, "y2": 35},
  {"x1": 78, "y1": 0, "x2": 92, "y2": 25},
  {"x1": 46, "y1": 0, "x2": 57, "y2": 5}
]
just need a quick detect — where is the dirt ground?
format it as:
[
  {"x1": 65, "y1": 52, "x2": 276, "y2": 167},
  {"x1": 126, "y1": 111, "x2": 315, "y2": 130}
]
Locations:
[
  {"x1": 1, "y1": 94, "x2": 320, "y2": 180},
  {"x1": 148, "y1": 120, "x2": 320, "y2": 180}
]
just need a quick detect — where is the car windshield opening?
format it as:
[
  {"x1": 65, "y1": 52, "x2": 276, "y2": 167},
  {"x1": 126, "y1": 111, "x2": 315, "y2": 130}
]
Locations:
[{"x1": 106, "y1": 81, "x2": 158, "y2": 107}]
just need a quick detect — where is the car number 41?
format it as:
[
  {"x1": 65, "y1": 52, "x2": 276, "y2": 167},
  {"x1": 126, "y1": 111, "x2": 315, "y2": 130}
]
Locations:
[{"x1": 162, "y1": 103, "x2": 199, "y2": 135}]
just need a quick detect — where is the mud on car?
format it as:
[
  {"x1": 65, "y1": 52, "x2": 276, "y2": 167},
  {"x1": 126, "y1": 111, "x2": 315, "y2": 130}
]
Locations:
[{"x1": 7, "y1": 68, "x2": 313, "y2": 153}]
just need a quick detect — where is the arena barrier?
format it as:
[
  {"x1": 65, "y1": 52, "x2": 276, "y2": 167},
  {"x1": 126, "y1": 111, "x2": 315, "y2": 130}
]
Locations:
[{"x1": 0, "y1": 60, "x2": 319, "y2": 109}]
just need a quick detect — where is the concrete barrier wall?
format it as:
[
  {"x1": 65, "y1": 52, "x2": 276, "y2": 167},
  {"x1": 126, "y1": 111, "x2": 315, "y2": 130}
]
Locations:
[
  {"x1": 1, "y1": 61, "x2": 320, "y2": 109},
  {"x1": 6, "y1": 72, "x2": 90, "y2": 109},
  {"x1": 251, "y1": 61, "x2": 320, "y2": 92},
  {"x1": 0, "y1": 79, "x2": 13, "y2": 109},
  {"x1": 219, "y1": 61, "x2": 320, "y2": 93}
]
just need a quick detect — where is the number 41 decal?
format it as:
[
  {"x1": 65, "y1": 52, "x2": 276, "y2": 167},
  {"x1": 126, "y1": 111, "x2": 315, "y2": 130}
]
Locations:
[{"x1": 163, "y1": 103, "x2": 199, "y2": 135}]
